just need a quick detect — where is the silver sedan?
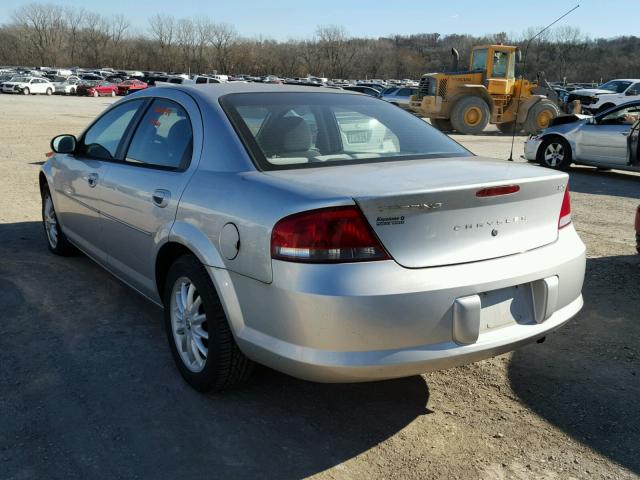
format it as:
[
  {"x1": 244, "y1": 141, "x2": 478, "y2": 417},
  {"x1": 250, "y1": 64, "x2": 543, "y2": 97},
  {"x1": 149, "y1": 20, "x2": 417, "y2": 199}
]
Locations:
[
  {"x1": 525, "y1": 100, "x2": 640, "y2": 172},
  {"x1": 40, "y1": 84, "x2": 586, "y2": 391}
]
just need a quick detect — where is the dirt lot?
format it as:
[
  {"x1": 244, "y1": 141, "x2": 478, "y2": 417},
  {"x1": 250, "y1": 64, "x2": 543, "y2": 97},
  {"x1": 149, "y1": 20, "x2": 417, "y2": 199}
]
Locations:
[{"x1": 0, "y1": 94, "x2": 638, "y2": 480}]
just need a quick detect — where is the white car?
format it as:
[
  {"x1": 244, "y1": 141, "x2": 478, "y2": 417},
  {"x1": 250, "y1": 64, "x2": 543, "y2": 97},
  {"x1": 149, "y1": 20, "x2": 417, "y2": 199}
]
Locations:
[
  {"x1": 1, "y1": 76, "x2": 54, "y2": 95},
  {"x1": 568, "y1": 79, "x2": 640, "y2": 114}
]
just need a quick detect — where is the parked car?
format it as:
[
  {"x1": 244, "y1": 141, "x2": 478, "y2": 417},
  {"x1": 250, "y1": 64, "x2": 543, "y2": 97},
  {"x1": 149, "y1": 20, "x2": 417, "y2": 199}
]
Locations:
[
  {"x1": 1, "y1": 76, "x2": 54, "y2": 95},
  {"x1": 525, "y1": 100, "x2": 640, "y2": 173},
  {"x1": 117, "y1": 79, "x2": 148, "y2": 95},
  {"x1": 567, "y1": 79, "x2": 640, "y2": 114},
  {"x1": 154, "y1": 76, "x2": 195, "y2": 86},
  {"x1": 53, "y1": 77, "x2": 81, "y2": 95},
  {"x1": 79, "y1": 73, "x2": 104, "y2": 82},
  {"x1": 380, "y1": 87, "x2": 418, "y2": 109},
  {"x1": 76, "y1": 80, "x2": 118, "y2": 97},
  {"x1": 342, "y1": 85, "x2": 381, "y2": 96},
  {"x1": 40, "y1": 84, "x2": 585, "y2": 391},
  {"x1": 192, "y1": 75, "x2": 221, "y2": 85}
]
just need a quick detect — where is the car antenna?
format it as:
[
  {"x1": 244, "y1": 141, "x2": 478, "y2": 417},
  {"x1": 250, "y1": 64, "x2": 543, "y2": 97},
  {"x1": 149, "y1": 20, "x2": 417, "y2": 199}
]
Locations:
[{"x1": 508, "y1": 4, "x2": 580, "y2": 162}]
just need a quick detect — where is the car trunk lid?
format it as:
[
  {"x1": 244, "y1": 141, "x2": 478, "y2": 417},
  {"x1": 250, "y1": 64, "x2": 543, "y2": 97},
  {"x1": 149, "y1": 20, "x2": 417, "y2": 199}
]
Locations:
[{"x1": 261, "y1": 157, "x2": 568, "y2": 268}]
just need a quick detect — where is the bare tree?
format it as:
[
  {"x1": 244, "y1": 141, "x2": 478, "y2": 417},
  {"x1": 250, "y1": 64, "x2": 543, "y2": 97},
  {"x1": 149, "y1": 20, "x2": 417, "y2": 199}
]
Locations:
[{"x1": 209, "y1": 22, "x2": 237, "y2": 73}]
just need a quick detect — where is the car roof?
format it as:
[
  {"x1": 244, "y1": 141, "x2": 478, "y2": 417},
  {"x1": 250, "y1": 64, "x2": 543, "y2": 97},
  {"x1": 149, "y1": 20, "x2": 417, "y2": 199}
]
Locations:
[{"x1": 155, "y1": 83, "x2": 355, "y2": 102}]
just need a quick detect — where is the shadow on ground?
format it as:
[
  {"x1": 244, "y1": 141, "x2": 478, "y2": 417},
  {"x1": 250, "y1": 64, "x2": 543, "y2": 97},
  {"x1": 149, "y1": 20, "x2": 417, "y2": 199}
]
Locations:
[
  {"x1": 509, "y1": 254, "x2": 640, "y2": 474},
  {"x1": 0, "y1": 221, "x2": 430, "y2": 480},
  {"x1": 567, "y1": 165, "x2": 640, "y2": 200}
]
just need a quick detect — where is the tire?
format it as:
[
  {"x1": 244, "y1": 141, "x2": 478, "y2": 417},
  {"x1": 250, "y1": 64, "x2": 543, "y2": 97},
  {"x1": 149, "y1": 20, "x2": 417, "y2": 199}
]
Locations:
[
  {"x1": 537, "y1": 136, "x2": 572, "y2": 170},
  {"x1": 164, "y1": 255, "x2": 254, "y2": 392},
  {"x1": 523, "y1": 100, "x2": 559, "y2": 135},
  {"x1": 41, "y1": 186, "x2": 77, "y2": 256},
  {"x1": 450, "y1": 96, "x2": 490, "y2": 134},
  {"x1": 22, "y1": 87, "x2": 30, "y2": 95},
  {"x1": 70, "y1": 87, "x2": 76, "y2": 95},
  {"x1": 496, "y1": 121, "x2": 522, "y2": 134},
  {"x1": 46, "y1": 88, "x2": 52, "y2": 96},
  {"x1": 431, "y1": 118, "x2": 453, "y2": 132},
  {"x1": 93, "y1": 90, "x2": 99, "y2": 97},
  {"x1": 110, "y1": 90, "x2": 115, "y2": 97}
]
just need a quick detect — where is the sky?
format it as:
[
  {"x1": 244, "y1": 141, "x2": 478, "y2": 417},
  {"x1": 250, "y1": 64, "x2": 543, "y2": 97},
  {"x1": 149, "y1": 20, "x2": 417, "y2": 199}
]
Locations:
[{"x1": 0, "y1": 0, "x2": 638, "y2": 41}]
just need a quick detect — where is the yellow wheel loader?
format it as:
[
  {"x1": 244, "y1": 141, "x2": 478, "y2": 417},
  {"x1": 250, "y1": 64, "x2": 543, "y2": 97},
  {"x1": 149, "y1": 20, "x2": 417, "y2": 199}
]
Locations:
[{"x1": 409, "y1": 44, "x2": 560, "y2": 135}]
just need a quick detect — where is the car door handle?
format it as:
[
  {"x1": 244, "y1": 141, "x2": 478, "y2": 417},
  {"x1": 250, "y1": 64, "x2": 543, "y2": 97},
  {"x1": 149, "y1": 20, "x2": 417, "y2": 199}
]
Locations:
[
  {"x1": 152, "y1": 189, "x2": 171, "y2": 208},
  {"x1": 85, "y1": 173, "x2": 98, "y2": 188}
]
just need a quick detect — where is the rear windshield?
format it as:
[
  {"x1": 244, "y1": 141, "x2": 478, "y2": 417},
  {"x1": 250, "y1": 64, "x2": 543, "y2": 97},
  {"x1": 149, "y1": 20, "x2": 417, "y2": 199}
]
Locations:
[{"x1": 220, "y1": 92, "x2": 470, "y2": 170}]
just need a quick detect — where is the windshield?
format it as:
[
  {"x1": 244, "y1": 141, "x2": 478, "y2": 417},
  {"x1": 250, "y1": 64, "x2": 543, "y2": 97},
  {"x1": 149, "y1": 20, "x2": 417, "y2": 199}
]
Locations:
[
  {"x1": 220, "y1": 92, "x2": 470, "y2": 170},
  {"x1": 598, "y1": 80, "x2": 632, "y2": 93}
]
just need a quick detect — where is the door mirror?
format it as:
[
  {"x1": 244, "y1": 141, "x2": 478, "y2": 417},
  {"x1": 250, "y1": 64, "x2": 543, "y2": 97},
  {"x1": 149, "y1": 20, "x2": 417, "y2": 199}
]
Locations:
[{"x1": 51, "y1": 134, "x2": 77, "y2": 154}]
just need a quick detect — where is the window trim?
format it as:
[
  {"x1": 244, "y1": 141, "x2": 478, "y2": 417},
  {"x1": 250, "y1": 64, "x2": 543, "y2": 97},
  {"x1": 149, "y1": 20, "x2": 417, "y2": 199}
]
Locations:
[{"x1": 119, "y1": 97, "x2": 194, "y2": 172}]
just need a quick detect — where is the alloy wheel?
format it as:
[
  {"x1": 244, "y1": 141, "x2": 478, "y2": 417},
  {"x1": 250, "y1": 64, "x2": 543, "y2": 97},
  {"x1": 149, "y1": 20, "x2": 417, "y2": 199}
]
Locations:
[
  {"x1": 43, "y1": 194, "x2": 58, "y2": 248},
  {"x1": 170, "y1": 277, "x2": 209, "y2": 373},
  {"x1": 544, "y1": 142, "x2": 564, "y2": 167}
]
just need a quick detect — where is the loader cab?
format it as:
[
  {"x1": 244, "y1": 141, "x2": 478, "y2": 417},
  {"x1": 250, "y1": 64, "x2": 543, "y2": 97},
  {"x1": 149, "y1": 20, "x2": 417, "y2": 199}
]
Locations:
[{"x1": 470, "y1": 45, "x2": 517, "y2": 95}]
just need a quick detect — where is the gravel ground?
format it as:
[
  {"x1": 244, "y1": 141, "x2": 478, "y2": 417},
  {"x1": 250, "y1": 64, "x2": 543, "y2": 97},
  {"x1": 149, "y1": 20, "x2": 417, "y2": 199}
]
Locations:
[{"x1": 0, "y1": 94, "x2": 638, "y2": 480}]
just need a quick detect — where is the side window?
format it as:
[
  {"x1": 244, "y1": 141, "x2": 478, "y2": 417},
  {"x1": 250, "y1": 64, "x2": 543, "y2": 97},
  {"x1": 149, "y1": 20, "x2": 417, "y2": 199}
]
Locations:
[
  {"x1": 334, "y1": 109, "x2": 400, "y2": 154},
  {"x1": 196, "y1": 77, "x2": 207, "y2": 84},
  {"x1": 82, "y1": 100, "x2": 143, "y2": 160},
  {"x1": 600, "y1": 105, "x2": 640, "y2": 125},
  {"x1": 125, "y1": 99, "x2": 193, "y2": 169},
  {"x1": 471, "y1": 49, "x2": 488, "y2": 71},
  {"x1": 628, "y1": 84, "x2": 640, "y2": 96}
]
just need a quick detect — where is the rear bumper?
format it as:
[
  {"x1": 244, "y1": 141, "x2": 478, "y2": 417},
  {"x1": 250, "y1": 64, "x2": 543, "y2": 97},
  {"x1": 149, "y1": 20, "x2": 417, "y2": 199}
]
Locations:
[{"x1": 211, "y1": 226, "x2": 586, "y2": 382}]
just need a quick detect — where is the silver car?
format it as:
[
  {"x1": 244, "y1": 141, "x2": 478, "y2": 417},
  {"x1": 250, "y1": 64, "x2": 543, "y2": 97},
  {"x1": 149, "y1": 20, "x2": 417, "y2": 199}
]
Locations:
[
  {"x1": 380, "y1": 87, "x2": 418, "y2": 109},
  {"x1": 40, "y1": 84, "x2": 586, "y2": 391},
  {"x1": 525, "y1": 100, "x2": 640, "y2": 172}
]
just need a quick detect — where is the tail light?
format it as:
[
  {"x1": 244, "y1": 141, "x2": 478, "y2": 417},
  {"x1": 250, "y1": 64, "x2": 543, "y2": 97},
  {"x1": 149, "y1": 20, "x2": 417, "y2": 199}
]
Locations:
[
  {"x1": 271, "y1": 206, "x2": 389, "y2": 263},
  {"x1": 558, "y1": 185, "x2": 571, "y2": 229}
]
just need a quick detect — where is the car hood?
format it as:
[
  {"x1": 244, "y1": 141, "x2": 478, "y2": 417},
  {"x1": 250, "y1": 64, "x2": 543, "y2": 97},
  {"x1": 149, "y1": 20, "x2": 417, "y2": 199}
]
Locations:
[{"x1": 570, "y1": 88, "x2": 615, "y2": 96}]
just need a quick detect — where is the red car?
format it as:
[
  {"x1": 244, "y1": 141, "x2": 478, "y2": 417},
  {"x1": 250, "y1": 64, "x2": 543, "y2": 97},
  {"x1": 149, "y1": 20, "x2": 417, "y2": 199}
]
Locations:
[
  {"x1": 76, "y1": 81, "x2": 118, "y2": 97},
  {"x1": 117, "y1": 79, "x2": 148, "y2": 95},
  {"x1": 635, "y1": 205, "x2": 640, "y2": 253}
]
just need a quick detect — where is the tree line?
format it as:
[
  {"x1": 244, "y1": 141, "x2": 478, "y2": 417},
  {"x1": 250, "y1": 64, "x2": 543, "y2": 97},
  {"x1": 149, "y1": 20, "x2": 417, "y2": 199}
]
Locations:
[{"x1": 1, "y1": 3, "x2": 639, "y2": 82}]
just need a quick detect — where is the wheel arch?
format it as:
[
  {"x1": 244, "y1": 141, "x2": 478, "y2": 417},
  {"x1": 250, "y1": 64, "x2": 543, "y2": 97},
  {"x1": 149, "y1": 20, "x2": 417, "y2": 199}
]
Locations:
[{"x1": 155, "y1": 220, "x2": 226, "y2": 300}]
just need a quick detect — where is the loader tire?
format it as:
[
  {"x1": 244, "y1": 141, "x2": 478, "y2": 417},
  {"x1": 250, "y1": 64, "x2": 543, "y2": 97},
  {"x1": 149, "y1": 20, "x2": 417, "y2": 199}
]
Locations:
[
  {"x1": 523, "y1": 100, "x2": 559, "y2": 135},
  {"x1": 450, "y1": 96, "x2": 490, "y2": 134},
  {"x1": 430, "y1": 118, "x2": 453, "y2": 132}
]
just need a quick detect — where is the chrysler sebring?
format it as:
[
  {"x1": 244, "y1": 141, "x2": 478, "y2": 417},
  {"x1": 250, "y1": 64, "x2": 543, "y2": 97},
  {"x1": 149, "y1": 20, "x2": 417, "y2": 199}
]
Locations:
[{"x1": 40, "y1": 84, "x2": 586, "y2": 391}]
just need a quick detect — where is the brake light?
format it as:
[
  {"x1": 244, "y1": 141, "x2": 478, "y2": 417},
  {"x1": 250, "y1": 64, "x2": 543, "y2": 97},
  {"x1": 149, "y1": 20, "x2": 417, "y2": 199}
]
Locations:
[
  {"x1": 271, "y1": 206, "x2": 389, "y2": 263},
  {"x1": 476, "y1": 185, "x2": 520, "y2": 197},
  {"x1": 558, "y1": 185, "x2": 571, "y2": 229}
]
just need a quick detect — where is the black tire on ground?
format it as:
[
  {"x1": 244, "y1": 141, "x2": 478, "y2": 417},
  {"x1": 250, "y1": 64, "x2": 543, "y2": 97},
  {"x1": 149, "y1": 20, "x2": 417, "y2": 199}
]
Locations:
[
  {"x1": 431, "y1": 118, "x2": 454, "y2": 132},
  {"x1": 93, "y1": 90, "x2": 99, "y2": 97},
  {"x1": 46, "y1": 88, "x2": 52, "y2": 96},
  {"x1": 41, "y1": 186, "x2": 77, "y2": 256},
  {"x1": 450, "y1": 96, "x2": 490, "y2": 134},
  {"x1": 163, "y1": 254, "x2": 254, "y2": 392},
  {"x1": 496, "y1": 121, "x2": 522, "y2": 134},
  {"x1": 523, "y1": 99, "x2": 560, "y2": 135},
  {"x1": 22, "y1": 87, "x2": 30, "y2": 95},
  {"x1": 536, "y1": 136, "x2": 572, "y2": 170}
]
